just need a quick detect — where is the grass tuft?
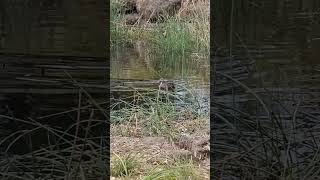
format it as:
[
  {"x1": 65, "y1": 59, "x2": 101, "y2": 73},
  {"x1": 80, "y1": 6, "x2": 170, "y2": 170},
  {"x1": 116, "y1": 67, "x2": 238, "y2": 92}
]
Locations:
[
  {"x1": 111, "y1": 153, "x2": 138, "y2": 177},
  {"x1": 111, "y1": 0, "x2": 209, "y2": 58},
  {"x1": 143, "y1": 160, "x2": 204, "y2": 180}
]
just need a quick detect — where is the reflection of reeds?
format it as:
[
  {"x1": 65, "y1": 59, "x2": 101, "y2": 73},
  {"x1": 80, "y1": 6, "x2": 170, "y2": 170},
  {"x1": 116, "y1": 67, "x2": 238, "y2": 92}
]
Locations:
[
  {"x1": 0, "y1": 72, "x2": 108, "y2": 179},
  {"x1": 213, "y1": 70, "x2": 320, "y2": 179},
  {"x1": 111, "y1": 43, "x2": 209, "y2": 82}
]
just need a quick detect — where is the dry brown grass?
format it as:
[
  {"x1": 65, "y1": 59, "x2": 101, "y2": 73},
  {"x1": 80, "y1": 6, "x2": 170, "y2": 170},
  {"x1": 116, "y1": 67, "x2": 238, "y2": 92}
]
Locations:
[
  {"x1": 178, "y1": 0, "x2": 210, "y2": 19},
  {"x1": 111, "y1": 117, "x2": 209, "y2": 179},
  {"x1": 111, "y1": 0, "x2": 210, "y2": 56}
]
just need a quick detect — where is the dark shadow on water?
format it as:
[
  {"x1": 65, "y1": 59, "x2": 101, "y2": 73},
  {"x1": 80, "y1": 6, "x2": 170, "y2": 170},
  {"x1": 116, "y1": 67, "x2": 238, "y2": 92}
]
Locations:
[
  {"x1": 213, "y1": 0, "x2": 320, "y2": 179},
  {"x1": 0, "y1": 55, "x2": 108, "y2": 178}
]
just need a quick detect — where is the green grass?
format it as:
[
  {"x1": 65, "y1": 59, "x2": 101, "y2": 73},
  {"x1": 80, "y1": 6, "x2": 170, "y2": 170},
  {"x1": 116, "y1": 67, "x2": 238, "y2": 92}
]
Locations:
[
  {"x1": 110, "y1": 0, "x2": 209, "y2": 58},
  {"x1": 111, "y1": 153, "x2": 138, "y2": 177},
  {"x1": 110, "y1": 152, "x2": 208, "y2": 180},
  {"x1": 143, "y1": 160, "x2": 204, "y2": 180},
  {"x1": 111, "y1": 87, "x2": 207, "y2": 141},
  {"x1": 152, "y1": 19, "x2": 194, "y2": 54}
]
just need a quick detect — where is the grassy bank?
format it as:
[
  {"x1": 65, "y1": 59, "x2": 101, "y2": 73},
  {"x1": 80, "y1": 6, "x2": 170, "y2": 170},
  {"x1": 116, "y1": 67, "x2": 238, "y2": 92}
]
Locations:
[
  {"x1": 111, "y1": 152, "x2": 207, "y2": 179},
  {"x1": 110, "y1": 88, "x2": 209, "y2": 179},
  {"x1": 111, "y1": 89, "x2": 208, "y2": 140},
  {"x1": 111, "y1": 0, "x2": 209, "y2": 57},
  {"x1": 111, "y1": 0, "x2": 209, "y2": 178}
]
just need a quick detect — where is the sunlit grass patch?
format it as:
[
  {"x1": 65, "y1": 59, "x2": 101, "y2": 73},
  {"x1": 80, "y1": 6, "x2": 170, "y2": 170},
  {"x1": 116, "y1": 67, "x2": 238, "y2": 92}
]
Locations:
[
  {"x1": 143, "y1": 159, "x2": 205, "y2": 180},
  {"x1": 110, "y1": 0, "x2": 209, "y2": 58},
  {"x1": 111, "y1": 153, "x2": 139, "y2": 178},
  {"x1": 110, "y1": 150, "x2": 209, "y2": 179}
]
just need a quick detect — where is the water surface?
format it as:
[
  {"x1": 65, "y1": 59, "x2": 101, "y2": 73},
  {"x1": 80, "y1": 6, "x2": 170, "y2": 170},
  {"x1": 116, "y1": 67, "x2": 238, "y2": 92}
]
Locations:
[{"x1": 111, "y1": 42, "x2": 209, "y2": 111}]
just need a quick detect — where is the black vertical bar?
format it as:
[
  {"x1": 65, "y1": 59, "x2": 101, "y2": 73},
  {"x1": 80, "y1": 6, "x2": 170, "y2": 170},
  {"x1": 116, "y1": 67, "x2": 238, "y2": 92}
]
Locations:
[
  {"x1": 210, "y1": 0, "x2": 215, "y2": 179},
  {"x1": 105, "y1": 0, "x2": 110, "y2": 178}
]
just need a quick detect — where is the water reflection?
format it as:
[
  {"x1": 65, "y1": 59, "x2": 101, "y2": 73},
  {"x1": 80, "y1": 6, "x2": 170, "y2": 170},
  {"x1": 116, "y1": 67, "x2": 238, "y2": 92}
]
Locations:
[
  {"x1": 111, "y1": 41, "x2": 209, "y2": 90},
  {"x1": 111, "y1": 41, "x2": 209, "y2": 113},
  {"x1": 213, "y1": 43, "x2": 320, "y2": 179}
]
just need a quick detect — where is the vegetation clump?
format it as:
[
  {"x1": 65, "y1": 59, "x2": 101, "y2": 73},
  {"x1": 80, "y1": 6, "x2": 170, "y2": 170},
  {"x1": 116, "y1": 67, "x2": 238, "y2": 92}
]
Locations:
[
  {"x1": 111, "y1": 0, "x2": 209, "y2": 58},
  {"x1": 111, "y1": 0, "x2": 209, "y2": 178},
  {"x1": 111, "y1": 88, "x2": 209, "y2": 179}
]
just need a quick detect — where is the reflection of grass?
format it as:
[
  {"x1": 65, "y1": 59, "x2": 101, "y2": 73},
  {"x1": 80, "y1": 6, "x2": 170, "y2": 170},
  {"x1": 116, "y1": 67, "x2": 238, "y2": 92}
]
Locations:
[
  {"x1": 111, "y1": 0, "x2": 209, "y2": 58},
  {"x1": 111, "y1": 43, "x2": 210, "y2": 82},
  {"x1": 0, "y1": 73, "x2": 110, "y2": 179},
  {"x1": 213, "y1": 71, "x2": 320, "y2": 179},
  {"x1": 0, "y1": 89, "x2": 108, "y2": 179}
]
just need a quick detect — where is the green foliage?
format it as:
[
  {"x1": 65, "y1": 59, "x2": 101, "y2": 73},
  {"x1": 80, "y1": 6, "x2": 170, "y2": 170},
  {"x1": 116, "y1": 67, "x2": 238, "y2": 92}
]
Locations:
[
  {"x1": 111, "y1": 153, "x2": 138, "y2": 177},
  {"x1": 143, "y1": 160, "x2": 203, "y2": 180},
  {"x1": 110, "y1": 0, "x2": 209, "y2": 59},
  {"x1": 111, "y1": 88, "x2": 207, "y2": 140}
]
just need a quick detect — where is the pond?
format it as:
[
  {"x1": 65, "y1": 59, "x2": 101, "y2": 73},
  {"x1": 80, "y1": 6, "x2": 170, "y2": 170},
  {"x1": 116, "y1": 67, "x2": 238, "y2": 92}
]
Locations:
[
  {"x1": 213, "y1": 27, "x2": 320, "y2": 180},
  {"x1": 110, "y1": 41, "x2": 210, "y2": 114}
]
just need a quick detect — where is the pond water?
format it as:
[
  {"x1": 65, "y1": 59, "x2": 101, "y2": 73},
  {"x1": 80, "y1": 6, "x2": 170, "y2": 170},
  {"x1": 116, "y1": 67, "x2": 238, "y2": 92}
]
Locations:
[
  {"x1": 215, "y1": 41, "x2": 320, "y2": 114},
  {"x1": 110, "y1": 41, "x2": 210, "y2": 113},
  {"x1": 213, "y1": 26, "x2": 320, "y2": 180},
  {"x1": 0, "y1": 55, "x2": 107, "y2": 155}
]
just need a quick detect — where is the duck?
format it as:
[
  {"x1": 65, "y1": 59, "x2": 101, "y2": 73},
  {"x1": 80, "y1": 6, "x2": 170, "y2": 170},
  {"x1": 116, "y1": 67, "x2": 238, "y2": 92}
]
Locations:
[{"x1": 158, "y1": 78, "x2": 175, "y2": 92}]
